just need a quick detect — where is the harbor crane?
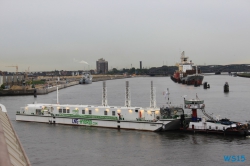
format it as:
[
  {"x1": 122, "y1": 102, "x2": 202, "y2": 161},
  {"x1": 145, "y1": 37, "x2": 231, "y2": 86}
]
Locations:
[{"x1": 5, "y1": 65, "x2": 18, "y2": 74}]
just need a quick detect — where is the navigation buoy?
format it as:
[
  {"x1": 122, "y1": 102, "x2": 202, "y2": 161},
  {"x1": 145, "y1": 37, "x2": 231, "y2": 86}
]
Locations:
[
  {"x1": 207, "y1": 84, "x2": 210, "y2": 88},
  {"x1": 224, "y1": 82, "x2": 229, "y2": 92},
  {"x1": 203, "y1": 82, "x2": 207, "y2": 89},
  {"x1": 34, "y1": 89, "x2": 37, "y2": 98}
]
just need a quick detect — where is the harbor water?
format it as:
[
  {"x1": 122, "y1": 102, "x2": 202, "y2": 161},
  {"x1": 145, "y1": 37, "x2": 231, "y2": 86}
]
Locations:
[{"x1": 1, "y1": 75, "x2": 250, "y2": 166}]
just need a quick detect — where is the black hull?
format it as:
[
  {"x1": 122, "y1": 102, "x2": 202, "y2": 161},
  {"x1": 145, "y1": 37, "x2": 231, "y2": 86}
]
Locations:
[
  {"x1": 171, "y1": 75, "x2": 204, "y2": 85},
  {"x1": 181, "y1": 128, "x2": 249, "y2": 137},
  {"x1": 161, "y1": 118, "x2": 192, "y2": 131}
]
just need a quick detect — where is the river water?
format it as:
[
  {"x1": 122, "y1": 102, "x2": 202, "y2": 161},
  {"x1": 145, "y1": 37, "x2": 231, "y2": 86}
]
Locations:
[{"x1": 1, "y1": 75, "x2": 250, "y2": 166}]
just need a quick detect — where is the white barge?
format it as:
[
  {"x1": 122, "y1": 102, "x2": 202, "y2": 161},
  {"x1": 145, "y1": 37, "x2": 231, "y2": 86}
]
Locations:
[{"x1": 16, "y1": 81, "x2": 191, "y2": 131}]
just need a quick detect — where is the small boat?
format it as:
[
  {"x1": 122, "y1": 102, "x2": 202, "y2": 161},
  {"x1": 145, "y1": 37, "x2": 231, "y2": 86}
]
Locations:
[
  {"x1": 171, "y1": 51, "x2": 204, "y2": 86},
  {"x1": 181, "y1": 95, "x2": 249, "y2": 136},
  {"x1": 79, "y1": 72, "x2": 92, "y2": 84},
  {"x1": 16, "y1": 81, "x2": 191, "y2": 132}
]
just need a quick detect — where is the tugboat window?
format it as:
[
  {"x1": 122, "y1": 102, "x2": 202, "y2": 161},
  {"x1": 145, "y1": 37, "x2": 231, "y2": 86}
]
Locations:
[
  {"x1": 89, "y1": 110, "x2": 92, "y2": 114},
  {"x1": 82, "y1": 110, "x2": 85, "y2": 114},
  {"x1": 104, "y1": 111, "x2": 107, "y2": 115},
  {"x1": 36, "y1": 109, "x2": 41, "y2": 115}
]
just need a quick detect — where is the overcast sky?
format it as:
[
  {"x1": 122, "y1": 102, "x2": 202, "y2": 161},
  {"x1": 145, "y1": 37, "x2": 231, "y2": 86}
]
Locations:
[{"x1": 1, "y1": 0, "x2": 250, "y2": 72}]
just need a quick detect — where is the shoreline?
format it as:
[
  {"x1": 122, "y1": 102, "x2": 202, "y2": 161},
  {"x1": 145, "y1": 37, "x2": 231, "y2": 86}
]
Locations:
[{"x1": 0, "y1": 75, "x2": 139, "y2": 96}]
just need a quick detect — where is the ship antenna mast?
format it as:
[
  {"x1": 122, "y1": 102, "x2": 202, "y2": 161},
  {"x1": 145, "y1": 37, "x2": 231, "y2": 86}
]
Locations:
[
  {"x1": 163, "y1": 88, "x2": 171, "y2": 106},
  {"x1": 125, "y1": 81, "x2": 131, "y2": 107},
  {"x1": 150, "y1": 81, "x2": 156, "y2": 108},
  {"x1": 102, "y1": 81, "x2": 108, "y2": 106},
  {"x1": 57, "y1": 86, "x2": 59, "y2": 104}
]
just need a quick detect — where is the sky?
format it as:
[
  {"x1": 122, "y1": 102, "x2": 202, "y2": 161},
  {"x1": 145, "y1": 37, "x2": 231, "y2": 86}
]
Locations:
[{"x1": 1, "y1": 0, "x2": 250, "y2": 72}]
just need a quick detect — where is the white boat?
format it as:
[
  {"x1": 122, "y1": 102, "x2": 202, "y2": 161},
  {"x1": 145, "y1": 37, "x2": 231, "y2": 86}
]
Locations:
[
  {"x1": 16, "y1": 81, "x2": 192, "y2": 131},
  {"x1": 79, "y1": 72, "x2": 92, "y2": 84}
]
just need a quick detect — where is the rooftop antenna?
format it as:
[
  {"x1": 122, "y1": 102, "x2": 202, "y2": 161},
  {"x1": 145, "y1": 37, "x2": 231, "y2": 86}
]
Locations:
[
  {"x1": 125, "y1": 81, "x2": 131, "y2": 107},
  {"x1": 150, "y1": 81, "x2": 156, "y2": 108},
  {"x1": 102, "y1": 81, "x2": 108, "y2": 106}
]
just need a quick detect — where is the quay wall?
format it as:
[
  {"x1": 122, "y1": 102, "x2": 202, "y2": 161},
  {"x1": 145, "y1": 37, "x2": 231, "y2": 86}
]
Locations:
[
  {"x1": 37, "y1": 81, "x2": 78, "y2": 94},
  {"x1": 0, "y1": 75, "x2": 131, "y2": 96}
]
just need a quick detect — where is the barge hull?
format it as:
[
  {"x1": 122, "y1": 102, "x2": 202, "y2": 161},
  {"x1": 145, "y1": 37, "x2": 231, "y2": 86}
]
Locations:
[{"x1": 16, "y1": 115, "x2": 165, "y2": 131}]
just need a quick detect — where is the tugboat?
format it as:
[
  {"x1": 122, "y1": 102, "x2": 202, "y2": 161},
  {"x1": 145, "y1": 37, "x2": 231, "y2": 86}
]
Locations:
[
  {"x1": 181, "y1": 94, "x2": 249, "y2": 136},
  {"x1": 160, "y1": 89, "x2": 192, "y2": 130},
  {"x1": 171, "y1": 51, "x2": 204, "y2": 86}
]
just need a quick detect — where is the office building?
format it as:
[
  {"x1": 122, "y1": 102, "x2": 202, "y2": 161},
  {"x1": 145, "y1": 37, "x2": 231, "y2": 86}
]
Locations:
[{"x1": 96, "y1": 58, "x2": 108, "y2": 74}]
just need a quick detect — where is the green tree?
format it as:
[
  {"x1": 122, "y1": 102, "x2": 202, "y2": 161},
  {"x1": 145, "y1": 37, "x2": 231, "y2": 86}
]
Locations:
[{"x1": 0, "y1": 84, "x2": 5, "y2": 90}]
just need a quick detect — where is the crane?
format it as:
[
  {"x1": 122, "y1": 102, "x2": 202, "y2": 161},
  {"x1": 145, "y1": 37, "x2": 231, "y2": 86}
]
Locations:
[{"x1": 5, "y1": 65, "x2": 18, "y2": 74}]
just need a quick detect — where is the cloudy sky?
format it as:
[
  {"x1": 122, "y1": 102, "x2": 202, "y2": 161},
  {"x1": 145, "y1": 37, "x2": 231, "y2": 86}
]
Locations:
[{"x1": 1, "y1": 0, "x2": 250, "y2": 72}]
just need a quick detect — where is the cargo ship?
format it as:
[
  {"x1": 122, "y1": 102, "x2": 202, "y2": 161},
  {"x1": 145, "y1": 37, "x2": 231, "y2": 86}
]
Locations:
[{"x1": 171, "y1": 51, "x2": 204, "y2": 86}]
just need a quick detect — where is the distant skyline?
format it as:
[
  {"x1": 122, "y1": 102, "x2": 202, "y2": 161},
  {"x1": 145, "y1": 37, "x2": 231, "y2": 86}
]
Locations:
[{"x1": 1, "y1": 0, "x2": 250, "y2": 72}]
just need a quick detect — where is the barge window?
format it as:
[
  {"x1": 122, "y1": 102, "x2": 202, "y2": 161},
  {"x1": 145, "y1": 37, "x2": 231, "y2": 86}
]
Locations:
[
  {"x1": 112, "y1": 111, "x2": 115, "y2": 116},
  {"x1": 59, "y1": 109, "x2": 62, "y2": 113},
  {"x1": 89, "y1": 110, "x2": 92, "y2": 114},
  {"x1": 82, "y1": 110, "x2": 85, "y2": 114},
  {"x1": 63, "y1": 109, "x2": 66, "y2": 113},
  {"x1": 104, "y1": 111, "x2": 107, "y2": 115}
]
